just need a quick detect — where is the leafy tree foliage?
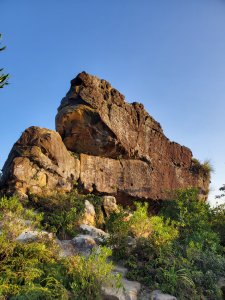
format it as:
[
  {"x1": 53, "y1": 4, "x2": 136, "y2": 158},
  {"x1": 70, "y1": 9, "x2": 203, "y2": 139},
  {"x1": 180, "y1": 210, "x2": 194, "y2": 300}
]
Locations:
[{"x1": 0, "y1": 33, "x2": 9, "y2": 88}]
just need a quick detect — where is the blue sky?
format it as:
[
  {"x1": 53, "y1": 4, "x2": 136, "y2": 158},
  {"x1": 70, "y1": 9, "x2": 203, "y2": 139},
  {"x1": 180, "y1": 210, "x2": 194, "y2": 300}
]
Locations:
[{"x1": 1, "y1": 0, "x2": 225, "y2": 204}]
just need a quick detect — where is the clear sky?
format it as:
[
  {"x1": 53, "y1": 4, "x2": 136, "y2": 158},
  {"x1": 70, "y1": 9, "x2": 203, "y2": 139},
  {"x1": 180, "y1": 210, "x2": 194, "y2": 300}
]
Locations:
[{"x1": 1, "y1": 0, "x2": 225, "y2": 205}]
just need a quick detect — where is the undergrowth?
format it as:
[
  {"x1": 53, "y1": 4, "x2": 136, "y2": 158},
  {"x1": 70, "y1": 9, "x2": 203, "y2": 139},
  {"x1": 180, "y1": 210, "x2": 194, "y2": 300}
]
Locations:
[
  {"x1": 0, "y1": 188, "x2": 224, "y2": 299},
  {"x1": 105, "y1": 188, "x2": 225, "y2": 299},
  {"x1": 0, "y1": 195, "x2": 118, "y2": 300}
]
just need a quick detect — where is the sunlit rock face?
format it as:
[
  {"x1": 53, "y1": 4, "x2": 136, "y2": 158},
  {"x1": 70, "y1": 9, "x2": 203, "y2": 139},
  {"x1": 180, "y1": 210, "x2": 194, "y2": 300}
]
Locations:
[
  {"x1": 0, "y1": 127, "x2": 80, "y2": 197},
  {"x1": 1, "y1": 72, "x2": 209, "y2": 201},
  {"x1": 55, "y1": 72, "x2": 209, "y2": 201}
]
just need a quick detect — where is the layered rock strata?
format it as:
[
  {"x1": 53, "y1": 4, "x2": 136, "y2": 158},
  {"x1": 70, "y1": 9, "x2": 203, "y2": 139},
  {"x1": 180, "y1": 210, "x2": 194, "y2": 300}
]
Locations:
[{"x1": 1, "y1": 72, "x2": 210, "y2": 201}]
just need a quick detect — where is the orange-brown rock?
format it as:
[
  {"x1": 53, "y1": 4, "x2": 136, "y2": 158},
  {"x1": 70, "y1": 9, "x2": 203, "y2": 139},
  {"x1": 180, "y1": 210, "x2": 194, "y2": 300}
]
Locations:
[
  {"x1": 1, "y1": 127, "x2": 80, "y2": 197},
  {"x1": 1, "y1": 72, "x2": 210, "y2": 201},
  {"x1": 55, "y1": 72, "x2": 209, "y2": 200},
  {"x1": 79, "y1": 154, "x2": 208, "y2": 201}
]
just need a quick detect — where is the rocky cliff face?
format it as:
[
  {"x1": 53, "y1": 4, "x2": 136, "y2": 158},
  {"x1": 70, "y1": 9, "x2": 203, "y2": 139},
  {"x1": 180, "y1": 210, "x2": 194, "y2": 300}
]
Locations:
[{"x1": 1, "y1": 72, "x2": 210, "y2": 201}]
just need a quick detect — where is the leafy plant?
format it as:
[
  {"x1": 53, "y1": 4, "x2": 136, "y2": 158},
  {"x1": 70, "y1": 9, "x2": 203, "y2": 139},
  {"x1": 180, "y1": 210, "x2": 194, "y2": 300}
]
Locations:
[
  {"x1": 0, "y1": 195, "x2": 119, "y2": 299},
  {"x1": 29, "y1": 190, "x2": 86, "y2": 239},
  {"x1": 105, "y1": 209, "x2": 132, "y2": 261},
  {"x1": 130, "y1": 202, "x2": 152, "y2": 238},
  {"x1": 191, "y1": 158, "x2": 213, "y2": 179},
  {"x1": 0, "y1": 34, "x2": 9, "y2": 88},
  {"x1": 66, "y1": 247, "x2": 120, "y2": 300},
  {"x1": 123, "y1": 189, "x2": 225, "y2": 299}
]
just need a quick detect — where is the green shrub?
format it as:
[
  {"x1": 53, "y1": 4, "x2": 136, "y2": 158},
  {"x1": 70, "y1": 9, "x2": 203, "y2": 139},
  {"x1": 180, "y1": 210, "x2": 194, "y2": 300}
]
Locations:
[
  {"x1": 148, "y1": 216, "x2": 178, "y2": 248},
  {"x1": 0, "y1": 195, "x2": 119, "y2": 300},
  {"x1": 105, "y1": 209, "x2": 132, "y2": 261},
  {"x1": 191, "y1": 158, "x2": 213, "y2": 179},
  {"x1": 66, "y1": 247, "x2": 120, "y2": 300},
  {"x1": 29, "y1": 190, "x2": 86, "y2": 239},
  {"x1": 0, "y1": 196, "x2": 43, "y2": 239},
  {"x1": 124, "y1": 189, "x2": 225, "y2": 299},
  {"x1": 0, "y1": 234, "x2": 68, "y2": 299},
  {"x1": 160, "y1": 188, "x2": 222, "y2": 251},
  {"x1": 211, "y1": 203, "x2": 225, "y2": 246},
  {"x1": 29, "y1": 191, "x2": 105, "y2": 239},
  {"x1": 130, "y1": 202, "x2": 152, "y2": 238}
]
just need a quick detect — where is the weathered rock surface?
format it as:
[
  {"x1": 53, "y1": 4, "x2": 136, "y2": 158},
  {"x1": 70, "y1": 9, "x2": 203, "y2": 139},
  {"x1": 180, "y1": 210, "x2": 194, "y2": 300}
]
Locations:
[
  {"x1": 58, "y1": 240, "x2": 77, "y2": 257},
  {"x1": 150, "y1": 290, "x2": 177, "y2": 300},
  {"x1": 79, "y1": 224, "x2": 109, "y2": 241},
  {"x1": 80, "y1": 200, "x2": 96, "y2": 226},
  {"x1": 1, "y1": 72, "x2": 210, "y2": 201},
  {"x1": 16, "y1": 230, "x2": 53, "y2": 242},
  {"x1": 103, "y1": 196, "x2": 119, "y2": 216},
  {"x1": 102, "y1": 278, "x2": 141, "y2": 300},
  {"x1": 55, "y1": 72, "x2": 209, "y2": 200},
  {"x1": 72, "y1": 234, "x2": 97, "y2": 256},
  {"x1": 0, "y1": 127, "x2": 80, "y2": 197},
  {"x1": 102, "y1": 264, "x2": 141, "y2": 300}
]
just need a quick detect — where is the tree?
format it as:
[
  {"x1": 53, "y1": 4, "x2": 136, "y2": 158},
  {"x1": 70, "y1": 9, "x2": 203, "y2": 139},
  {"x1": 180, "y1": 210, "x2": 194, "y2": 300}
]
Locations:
[
  {"x1": 0, "y1": 34, "x2": 9, "y2": 88},
  {"x1": 216, "y1": 184, "x2": 225, "y2": 200}
]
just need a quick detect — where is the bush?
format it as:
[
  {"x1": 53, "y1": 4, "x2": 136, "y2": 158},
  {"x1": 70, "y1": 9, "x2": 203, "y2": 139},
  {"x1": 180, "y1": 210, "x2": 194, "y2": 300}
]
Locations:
[
  {"x1": 0, "y1": 195, "x2": 119, "y2": 300},
  {"x1": 123, "y1": 189, "x2": 225, "y2": 299},
  {"x1": 65, "y1": 247, "x2": 120, "y2": 300},
  {"x1": 0, "y1": 196, "x2": 43, "y2": 239},
  {"x1": 105, "y1": 209, "x2": 132, "y2": 261},
  {"x1": 191, "y1": 158, "x2": 213, "y2": 179},
  {"x1": 130, "y1": 202, "x2": 152, "y2": 238},
  {"x1": 211, "y1": 203, "x2": 225, "y2": 246},
  {"x1": 30, "y1": 191, "x2": 87, "y2": 239},
  {"x1": 30, "y1": 191, "x2": 105, "y2": 239}
]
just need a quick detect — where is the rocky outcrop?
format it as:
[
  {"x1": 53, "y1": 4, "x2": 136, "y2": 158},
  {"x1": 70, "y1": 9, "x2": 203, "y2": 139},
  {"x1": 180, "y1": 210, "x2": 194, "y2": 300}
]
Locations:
[
  {"x1": 55, "y1": 72, "x2": 209, "y2": 200},
  {"x1": 1, "y1": 72, "x2": 210, "y2": 201},
  {"x1": 0, "y1": 127, "x2": 80, "y2": 197}
]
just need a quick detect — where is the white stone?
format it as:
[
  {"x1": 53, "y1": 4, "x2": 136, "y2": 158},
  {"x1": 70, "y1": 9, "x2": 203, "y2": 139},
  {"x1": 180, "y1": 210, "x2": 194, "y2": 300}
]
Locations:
[
  {"x1": 79, "y1": 224, "x2": 109, "y2": 242},
  {"x1": 82, "y1": 200, "x2": 96, "y2": 225},
  {"x1": 150, "y1": 290, "x2": 177, "y2": 300},
  {"x1": 102, "y1": 278, "x2": 141, "y2": 300},
  {"x1": 16, "y1": 230, "x2": 53, "y2": 242}
]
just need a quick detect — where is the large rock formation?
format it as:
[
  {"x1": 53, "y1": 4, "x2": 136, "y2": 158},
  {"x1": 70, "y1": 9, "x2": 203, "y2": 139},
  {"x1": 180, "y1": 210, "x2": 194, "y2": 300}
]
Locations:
[
  {"x1": 1, "y1": 72, "x2": 210, "y2": 201},
  {"x1": 0, "y1": 127, "x2": 80, "y2": 197},
  {"x1": 55, "y1": 72, "x2": 209, "y2": 200}
]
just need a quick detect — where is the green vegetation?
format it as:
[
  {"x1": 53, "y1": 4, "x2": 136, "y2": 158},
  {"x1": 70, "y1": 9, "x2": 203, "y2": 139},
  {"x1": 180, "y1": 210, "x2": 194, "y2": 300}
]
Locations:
[
  {"x1": 191, "y1": 158, "x2": 214, "y2": 179},
  {"x1": 105, "y1": 189, "x2": 225, "y2": 299},
  {"x1": 0, "y1": 34, "x2": 9, "y2": 88},
  {"x1": 0, "y1": 195, "x2": 118, "y2": 300},
  {"x1": 0, "y1": 188, "x2": 224, "y2": 299},
  {"x1": 29, "y1": 190, "x2": 103, "y2": 239}
]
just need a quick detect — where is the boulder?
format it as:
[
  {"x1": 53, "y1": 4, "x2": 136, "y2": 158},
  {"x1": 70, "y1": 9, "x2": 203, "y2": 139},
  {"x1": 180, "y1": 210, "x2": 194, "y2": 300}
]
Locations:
[
  {"x1": 102, "y1": 265, "x2": 141, "y2": 300},
  {"x1": 102, "y1": 278, "x2": 141, "y2": 300},
  {"x1": 79, "y1": 224, "x2": 109, "y2": 242},
  {"x1": 103, "y1": 196, "x2": 119, "y2": 216},
  {"x1": 58, "y1": 240, "x2": 76, "y2": 257},
  {"x1": 16, "y1": 230, "x2": 53, "y2": 242},
  {"x1": 1, "y1": 127, "x2": 80, "y2": 197},
  {"x1": 150, "y1": 290, "x2": 177, "y2": 300},
  {"x1": 81, "y1": 200, "x2": 96, "y2": 226},
  {"x1": 72, "y1": 234, "x2": 97, "y2": 256}
]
